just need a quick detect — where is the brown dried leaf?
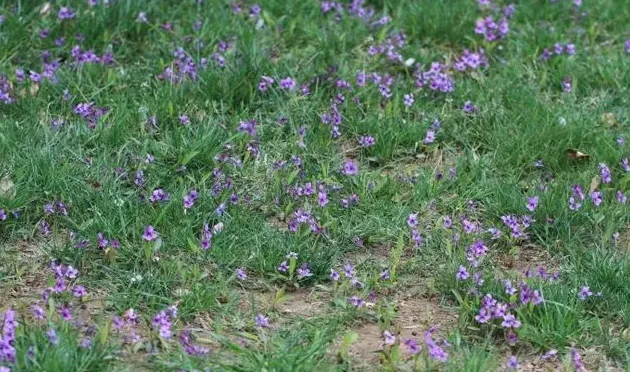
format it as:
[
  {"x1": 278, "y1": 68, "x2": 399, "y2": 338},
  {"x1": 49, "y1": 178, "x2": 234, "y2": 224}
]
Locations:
[
  {"x1": 29, "y1": 84, "x2": 40, "y2": 96},
  {"x1": 0, "y1": 178, "x2": 15, "y2": 199},
  {"x1": 567, "y1": 149, "x2": 590, "y2": 160},
  {"x1": 40, "y1": 3, "x2": 52, "y2": 16},
  {"x1": 589, "y1": 176, "x2": 600, "y2": 194}
]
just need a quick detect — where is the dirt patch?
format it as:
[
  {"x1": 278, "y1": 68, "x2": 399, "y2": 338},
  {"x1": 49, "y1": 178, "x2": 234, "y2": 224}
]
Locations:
[
  {"x1": 343, "y1": 243, "x2": 391, "y2": 266},
  {"x1": 0, "y1": 239, "x2": 52, "y2": 304},
  {"x1": 494, "y1": 243, "x2": 559, "y2": 278},
  {"x1": 343, "y1": 296, "x2": 458, "y2": 371},
  {"x1": 379, "y1": 147, "x2": 461, "y2": 181},
  {"x1": 514, "y1": 347, "x2": 625, "y2": 372},
  {"x1": 238, "y1": 287, "x2": 331, "y2": 319},
  {"x1": 275, "y1": 289, "x2": 330, "y2": 317}
]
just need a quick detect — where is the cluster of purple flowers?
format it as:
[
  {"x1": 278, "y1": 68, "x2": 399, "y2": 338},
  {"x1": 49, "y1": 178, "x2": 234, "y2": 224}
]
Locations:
[
  {"x1": 358, "y1": 135, "x2": 375, "y2": 147},
  {"x1": 474, "y1": 15, "x2": 510, "y2": 42},
  {"x1": 74, "y1": 102, "x2": 109, "y2": 129},
  {"x1": 367, "y1": 32, "x2": 406, "y2": 63},
  {"x1": 43, "y1": 200, "x2": 69, "y2": 216},
  {"x1": 200, "y1": 223, "x2": 213, "y2": 250},
  {"x1": 540, "y1": 42, "x2": 576, "y2": 61},
  {"x1": 500, "y1": 214, "x2": 533, "y2": 239},
  {"x1": 58, "y1": 6, "x2": 76, "y2": 20},
  {"x1": 569, "y1": 184, "x2": 585, "y2": 210},
  {"x1": 453, "y1": 49, "x2": 489, "y2": 72},
  {"x1": 112, "y1": 309, "x2": 141, "y2": 344},
  {"x1": 157, "y1": 47, "x2": 200, "y2": 83},
  {"x1": 330, "y1": 262, "x2": 366, "y2": 289},
  {"x1": 424, "y1": 328, "x2": 449, "y2": 362},
  {"x1": 321, "y1": 0, "x2": 384, "y2": 24},
  {"x1": 183, "y1": 189, "x2": 199, "y2": 210},
  {"x1": 97, "y1": 232, "x2": 120, "y2": 250},
  {"x1": 524, "y1": 266, "x2": 559, "y2": 281},
  {"x1": 0, "y1": 309, "x2": 18, "y2": 364},
  {"x1": 0, "y1": 74, "x2": 15, "y2": 104},
  {"x1": 149, "y1": 188, "x2": 171, "y2": 204},
  {"x1": 415, "y1": 62, "x2": 455, "y2": 93},
  {"x1": 406, "y1": 213, "x2": 424, "y2": 248},
  {"x1": 71, "y1": 45, "x2": 114, "y2": 66},
  {"x1": 179, "y1": 331, "x2": 209, "y2": 356},
  {"x1": 474, "y1": 294, "x2": 522, "y2": 329},
  {"x1": 152, "y1": 305, "x2": 178, "y2": 339},
  {"x1": 465, "y1": 240, "x2": 489, "y2": 267}
]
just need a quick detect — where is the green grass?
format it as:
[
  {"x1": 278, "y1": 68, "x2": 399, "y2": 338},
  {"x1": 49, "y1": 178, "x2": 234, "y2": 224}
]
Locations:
[{"x1": 1, "y1": 0, "x2": 630, "y2": 370}]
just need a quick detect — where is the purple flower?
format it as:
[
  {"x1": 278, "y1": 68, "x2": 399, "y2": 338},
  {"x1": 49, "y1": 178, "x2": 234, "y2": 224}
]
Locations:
[
  {"x1": 349, "y1": 296, "x2": 365, "y2": 308},
  {"x1": 380, "y1": 268, "x2": 390, "y2": 280},
  {"x1": 425, "y1": 329, "x2": 449, "y2": 362},
  {"x1": 179, "y1": 114, "x2": 190, "y2": 126},
  {"x1": 235, "y1": 268, "x2": 247, "y2": 280},
  {"x1": 456, "y1": 265, "x2": 470, "y2": 280},
  {"x1": 342, "y1": 159, "x2": 359, "y2": 175},
  {"x1": 143, "y1": 225, "x2": 158, "y2": 241},
  {"x1": 569, "y1": 196, "x2": 581, "y2": 211},
  {"x1": 407, "y1": 213, "x2": 419, "y2": 228},
  {"x1": 506, "y1": 330, "x2": 519, "y2": 345},
  {"x1": 383, "y1": 330, "x2": 396, "y2": 345},
  {"x1": 47, "y1": 328, "x2": 59, "y2": 345},
  {"x1": 255, "y1": 313, "x2": 269, "y2": 328},
  {"x1": 599, "y1": 163, "x2": 612, "y2": 183},
  {"x1": 280, "y1": 77, "x2": 296, "y2": 90},
  {"x1": 343, "y1": 263, "x2": 355, "y2": 278},
  {"x1": 562, "y1": 76, "x2": 572, "y2": 93},
  {"x1": 277, "y1": 261, "x2": 289, "y2": 272},
  {"x1": 296, "y1": 263, "x2": 313, "y2": 279},
  {"x1": 137, "y1": 12, "x2": 148, "y2": 23},
  {"x1": 525, "y1": 196, "x2": 540, "y2": 211},
  {"x1": 403, "y1": 93, "x2": 414, "y2": 107},
  {"x1": 58, "y1": 7, "x2": 76, "y2": 20},
  {"x1": 330, "y1": 269, "x2": 340, "y2": 281},
  {"x1": 59, "y1": 306, "x2": 72, "y2": 321},
  {"x1": 505, "y1": 356, "x2": 519, "y2": 370},
  {"x1": 72, "y1": 285, "x2": 87, "y2": 298},
  {"x1": 621, "y1": 158, "x2": 630, "y2": 172},
  {"x1": 423, "y1": 130, "x2": 436, "y2": 144},
  {"x1": 463, "y1": 100, "x2": 477, "y2": 113},
  {"x1": 501, "y1": 313, "x2": 521, "y2": 329},
  {"x1": 590, "y1": 191, "x2": 603, "y2": 206},
  {"x1": 32, "y1": 304, "x2": 45, "y2": 320},
  {"x1": 578, "y1": 286, "x2": 593, "y2": 300},
  {"x1": 571, "y1": 347, "x2": 586, "y2": 372},
  {"x1": 617, "y1": 190, "x2": 627, "y2": 204},
  {"x1": 358, "y1": 135, "x2": 375, "y2": 147},
  {"x1": 403, "y1": 338, "x2": 420, "y2": 354}
]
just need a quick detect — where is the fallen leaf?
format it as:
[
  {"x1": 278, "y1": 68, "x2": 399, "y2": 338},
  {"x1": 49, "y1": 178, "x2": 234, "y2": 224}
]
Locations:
[
  {"x1": 588, "y1": 176, "x2": 600, "y2": 194},
  {"x1": 86, "y1": 179, "x2": 102, "y2": 189},
  {"x1": 0, "y1": 178, "x2": 15, "y2": 199},
  {"x1": 29, "y1": 83, "x2": 40, "y2": 96},
  {"x1": 40, "y1": 3, "x2": 51, "y2": 16},
  {"x1": 567, "y1": 149, "x2": 590, "y2": 160}
]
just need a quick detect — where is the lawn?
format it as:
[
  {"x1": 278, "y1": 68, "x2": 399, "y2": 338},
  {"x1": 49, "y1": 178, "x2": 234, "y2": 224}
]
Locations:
[{"x1": 1, "y1": 0, "x2": 630, "y2": 371}]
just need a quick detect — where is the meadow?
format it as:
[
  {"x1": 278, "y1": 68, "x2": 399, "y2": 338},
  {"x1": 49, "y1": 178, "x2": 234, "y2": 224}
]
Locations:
[{"x1": 1, "y1": 0, "x2": 630, "y2": 371}]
